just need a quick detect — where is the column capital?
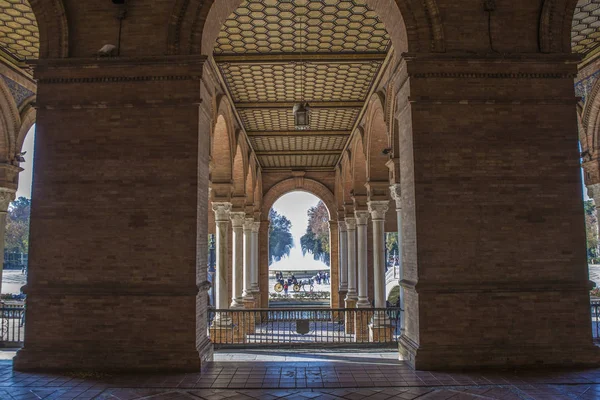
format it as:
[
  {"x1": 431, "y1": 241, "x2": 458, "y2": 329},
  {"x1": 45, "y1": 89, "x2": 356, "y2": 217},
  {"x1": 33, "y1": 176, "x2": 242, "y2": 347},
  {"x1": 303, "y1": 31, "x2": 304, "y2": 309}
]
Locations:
[
  {"x1": 390, "y1": 184, "x2": 402, "y2": 210},
  {"x1": 345, "y1": 217, "x2": 357, "y2": 230},
  {"x1": 368, "y1": 201, "x2": 389, "y2": 221},
  {"x1": 230, "y1": 212, "x2": 246, "y2": 228},
  {"x1": 0, "y1": 188, "x2": 15, "y2": 213},
  {"x1": 354, "y1": 210, "x2": 370, "y2": 226},
  {"x1": 251, "y1": 221, "x2": 261, "y2": 233},
  {"x1": 212, "y1": 202, "x2": 232, "y2": 222},
  {"x1": 243, "y1": 217, "x2": 254, "y2": 231},
  {"x1": 339, "y1": 221, "x2": 347, "y2": 232}
]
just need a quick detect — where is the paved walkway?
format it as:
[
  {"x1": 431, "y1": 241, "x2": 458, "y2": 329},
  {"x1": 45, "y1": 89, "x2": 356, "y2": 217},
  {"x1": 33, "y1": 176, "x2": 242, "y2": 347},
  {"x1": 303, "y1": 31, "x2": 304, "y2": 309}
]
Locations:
[{"x1": 2, "y1": 350, "x2": 600, "y2": 398}]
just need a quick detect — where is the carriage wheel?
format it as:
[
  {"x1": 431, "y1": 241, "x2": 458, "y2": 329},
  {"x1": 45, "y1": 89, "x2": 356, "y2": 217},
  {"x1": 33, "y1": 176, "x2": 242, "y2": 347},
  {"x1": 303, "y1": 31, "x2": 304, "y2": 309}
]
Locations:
[
  {"x1": 293, "y1": 284, "x2": 301, "y2": 292},
  {"x1": 274, "y1": 283, "x2": 283, "y2": 293}
]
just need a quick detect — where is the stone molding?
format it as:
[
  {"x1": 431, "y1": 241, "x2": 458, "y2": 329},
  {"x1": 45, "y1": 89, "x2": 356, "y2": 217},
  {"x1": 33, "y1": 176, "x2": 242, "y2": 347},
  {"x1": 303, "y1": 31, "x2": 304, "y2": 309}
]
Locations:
[
  {"x1": 0, "y1": 188, "x2": 16, "y2": 213},
  {"x1": 251, "y1": 221, "x2": 261, "y2": 233},
  {"x1": 354, "y1": 210, "x2": 370, "y2": 226},
  {"x1": 345, "y1": 217, "x2": 357, "y2": 231},
  {"x1": 338, "y1": 221, "x2": 347, "y2": 232},
  {"x1": 211, "y1": 202, "x2": 232, "y2": 222},
  {"x1": 368, "y1": 201, "x2": 389, "y2": 221},
  {"x1": 230, "y1": 212, "x2": 246, "y2": 228},
  {"x1": 243, "y1": 217, "x2": 254, "y2": 231},
  {"x1": 390, "y1": 184, "x2": 402, "y2": 210}
]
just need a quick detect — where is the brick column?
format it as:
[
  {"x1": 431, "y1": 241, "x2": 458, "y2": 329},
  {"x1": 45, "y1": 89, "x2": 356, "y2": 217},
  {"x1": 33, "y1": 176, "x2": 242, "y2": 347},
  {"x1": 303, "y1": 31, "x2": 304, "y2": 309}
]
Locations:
[
  {"x1": 250, "y1": 221, "x2": 260, "y2": 297},
  {"x1": 14, "y1": 56, "x2": 207, "y2": 372},
  {"x1": 338, "y1": 221, "x2": 348, "y2": 308},
  {"x1": 258, "y1": 219, "x2": 270, "y2": 308},
  {"x1": 389, "y1": 184, "x2": 404, "y2": 334},
  {"x1": 397, "y1": 53, "x2": 600, "y2": 369},
  {"x1": 328, "y1": 220, "x2": 339, "y2": 310}
]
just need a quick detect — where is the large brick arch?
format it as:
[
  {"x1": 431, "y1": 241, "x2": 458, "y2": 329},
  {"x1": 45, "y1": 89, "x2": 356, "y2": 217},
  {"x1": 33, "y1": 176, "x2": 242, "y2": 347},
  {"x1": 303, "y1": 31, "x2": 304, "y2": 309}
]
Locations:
[
  {"x1": 261, "y1": 178, "x2": 337, "y2": 222},
  {"x1": 364, "y1": 92, "x2": 390, "y2": 183},
  {"x1": 0, "y1": 79, "x2": 21, "y2": 164},
  {"x1": 539, "y1": 0, "x2": 579, "y2": 53},
  {"x1": 167, "y1": 0, "x2": 445, "y2": 56},
  {"x1": 29, "y1": 0, "x2": 69, "y2": 58}
]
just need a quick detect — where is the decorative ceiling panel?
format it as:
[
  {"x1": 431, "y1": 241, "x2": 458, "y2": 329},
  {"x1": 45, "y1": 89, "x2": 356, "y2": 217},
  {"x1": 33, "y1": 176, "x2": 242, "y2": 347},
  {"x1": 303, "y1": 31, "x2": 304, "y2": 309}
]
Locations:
[
  {"x1": 250, "y1": 135, "x2": 347, "y2": 152},
  {"x1": 215, "y1": 0, "x2": 390, "y2": 55},
  {"x1": 572, "y1": 0, "x2": 600, "y2": 56},
  {"x1": 0, "y1": 0, "x2": 39, "y2": 60},
  {"x1": 239, "y1": 108, "x2": 359, "y2": 131},
  {"x1": 220, "y1": 61, "x2": 381, "y2": 102},
  {"x1": 258, "y1": 154, "x2": 338, "y2": 168}
]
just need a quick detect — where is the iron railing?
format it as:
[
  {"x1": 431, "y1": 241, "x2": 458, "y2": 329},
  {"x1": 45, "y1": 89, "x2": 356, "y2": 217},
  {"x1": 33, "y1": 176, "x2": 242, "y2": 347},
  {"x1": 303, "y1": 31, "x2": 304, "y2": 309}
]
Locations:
[
  {"x1": 0, "y1": 305, "x2": 24, "y2": 346},
  {"x1": 208, "y1": 307, "x2": 402, "y2": 348}
]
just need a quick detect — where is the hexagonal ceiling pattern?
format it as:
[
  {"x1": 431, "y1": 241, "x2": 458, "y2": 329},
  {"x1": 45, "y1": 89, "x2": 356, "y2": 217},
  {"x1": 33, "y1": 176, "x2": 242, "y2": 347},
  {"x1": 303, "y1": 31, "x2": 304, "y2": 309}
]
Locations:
[
  {"x1": 214, "y1": 0, "x2": 390, "y2": 170},
  {"x1": 0, "y1": 0, "x2": 39, "y2": 61}
]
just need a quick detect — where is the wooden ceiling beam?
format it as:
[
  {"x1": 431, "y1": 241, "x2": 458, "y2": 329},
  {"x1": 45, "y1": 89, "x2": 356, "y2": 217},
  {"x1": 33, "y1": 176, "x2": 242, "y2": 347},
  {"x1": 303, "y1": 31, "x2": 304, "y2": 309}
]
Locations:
[
  {"x1": 213, "y1": 52, "x2": 387, "y2": 64},
  {"x1": 247, "y1": 130, "x2": 351, "y2": 137},
  {"x1": 262, "y1": 167, "x2": 336, "y2": 172},
  {"x1": 235, "y1": 101, "x2": 363, "y2": 109},
  {"x1": 255, "y1": 150, "x2": 341, "y2": 156}
]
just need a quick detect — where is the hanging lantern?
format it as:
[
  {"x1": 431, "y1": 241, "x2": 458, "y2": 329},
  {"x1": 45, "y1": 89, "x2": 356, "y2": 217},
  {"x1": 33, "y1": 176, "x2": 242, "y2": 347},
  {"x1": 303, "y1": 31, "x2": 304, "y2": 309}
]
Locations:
[{"x1": 293, "y1": 102, "x2": 311, "y2": 130}]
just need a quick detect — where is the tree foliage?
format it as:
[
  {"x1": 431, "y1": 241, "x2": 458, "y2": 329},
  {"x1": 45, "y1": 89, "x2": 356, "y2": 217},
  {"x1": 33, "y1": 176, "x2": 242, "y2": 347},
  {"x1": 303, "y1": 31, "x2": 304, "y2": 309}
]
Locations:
[
  {"x1": 585, "y1": 200, "x2": 599, "y2": 262},
  {"x1": 386, "y1": 232, "x2": 398, "y2": 255},
  {"x1": 5, "y1": 197, "x2": 31, "y2": 254},
  {"x1": 268, "y1": 208, "x2": 294, "y2": 264},
  {"x1": 300, "y1": 201, "x2": 330, "y2": 265}
]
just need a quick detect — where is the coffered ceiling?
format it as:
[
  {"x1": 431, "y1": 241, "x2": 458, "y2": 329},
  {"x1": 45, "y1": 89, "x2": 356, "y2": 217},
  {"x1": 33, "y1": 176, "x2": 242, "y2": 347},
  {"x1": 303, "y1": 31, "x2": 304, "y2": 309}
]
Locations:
[
  {"x1": 213, "y1": 0, "x2": 391, "y2": 171},
  {"x1": 0, "y1": 0, "x2": 38, "y2": 62}
]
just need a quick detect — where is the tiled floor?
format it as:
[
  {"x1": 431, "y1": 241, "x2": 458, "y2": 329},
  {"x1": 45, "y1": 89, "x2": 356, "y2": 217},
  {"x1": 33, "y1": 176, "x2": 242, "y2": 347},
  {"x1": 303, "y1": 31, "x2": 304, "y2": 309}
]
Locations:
[{"x1": 2, "y1": 350, "x2": 600, "y2": 399}]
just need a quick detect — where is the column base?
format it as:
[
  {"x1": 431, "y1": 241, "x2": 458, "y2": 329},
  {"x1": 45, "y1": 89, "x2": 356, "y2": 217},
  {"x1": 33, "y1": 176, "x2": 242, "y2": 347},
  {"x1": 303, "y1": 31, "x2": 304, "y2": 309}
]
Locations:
[
  {"x1": 13, "y1": 346, "x2": 201, "y2": 372},
  {"x1": 399, "y1": 335, "x2": 600, "y2": 370},
  {"x1": 354, "y1": 309, "x2": 372, "y2": 343},
  {"x1": 242, "y1": 299, "x2": 257, "y2": 334},
  {"x1": 356, "y1": 298, "x2": 371, "y2": 308},
  {"x1": 338, "y1": 290, "x2": 347, "y2": 308},
  {"x1": 209, "y1": 323, "x2": 235, "y2": 344},
  {"x1": 369, "y1": 322, "x2": 393, "y2": 343},
  {"x1": 344, "y1": 299, "x2": 357, "y2": 334}
]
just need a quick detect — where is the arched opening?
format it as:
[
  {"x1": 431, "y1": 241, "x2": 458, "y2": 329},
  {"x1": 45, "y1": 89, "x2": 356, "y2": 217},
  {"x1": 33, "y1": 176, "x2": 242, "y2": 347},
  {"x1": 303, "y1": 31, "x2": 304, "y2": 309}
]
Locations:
[{"x1": 268, "y1": 191, "x2": 331, "y2": 307}]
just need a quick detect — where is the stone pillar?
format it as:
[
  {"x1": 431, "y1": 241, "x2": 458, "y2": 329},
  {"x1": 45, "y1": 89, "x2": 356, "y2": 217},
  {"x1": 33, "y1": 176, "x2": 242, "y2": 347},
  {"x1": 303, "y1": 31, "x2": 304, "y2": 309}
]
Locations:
[
  {"x1": 344, "y1": 217, "x2": 358, "y2": 334},
  {"x1": 354, "y1": 210, "x2": 371, "y2": 342},
  {"x1": 0, "y1": 188, "x2": 15, "y2": 295},
  {"x1": 328, "y1": 220, "x2": 340, "y2": 310},
  {"x1": 390, "y1": 184, "x2": 404, "y2": 334},
  {"x1": 250, "y1": 221, "x2": 261, "y2": 297},
  {"x1": 368, "y1": 201, "x2": 391, "y2": 342},
  {"x1": 588, "y1": 184, "x2": 600, "y2": 259},
  {"x1": 230, "y1": 212, "x2": 245, "y2": 309},
  {"x1": 338, "y1": 221, "x2": 348, "y2": 308},
  {"x1": 242, "y1": 218, "x2": 255, "y2": 306},
  {"x1": 355, "y1": 210, "x2": 370, "y2": 308}
]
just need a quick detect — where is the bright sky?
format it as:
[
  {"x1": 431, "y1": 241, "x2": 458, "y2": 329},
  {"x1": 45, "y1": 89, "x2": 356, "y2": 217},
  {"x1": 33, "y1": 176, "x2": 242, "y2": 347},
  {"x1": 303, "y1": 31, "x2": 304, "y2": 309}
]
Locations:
[
  {"x1": 270, "y1": 191, "x2": 330, "y2": 270},
  {"x1": 16, "y1": 124, "x2": 35, "y2": 199}
]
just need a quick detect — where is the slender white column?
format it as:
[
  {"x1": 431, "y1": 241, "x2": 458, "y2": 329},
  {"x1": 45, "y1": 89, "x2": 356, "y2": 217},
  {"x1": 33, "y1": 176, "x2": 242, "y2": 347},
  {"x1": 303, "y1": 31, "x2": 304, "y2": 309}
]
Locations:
[
  {"x1": 212, "y1": 202, "x2": 232, "y2": 324},
  {"x1": 250, "y1": 221, "x2": 261, "y2": 293},
  {"x1": 0, "y1": 189, "x2": 15, "y2": 295},
  {"x1": 338, "y1": 221, "x2": 348, "y2": 292},
  {"x1": 344, "y1": 217, "x2": 358, "y2": 303},
  {"x1": 390, "y1": 184, "x2": 405, "y2": 332},
  {"x1": 242, "y1": 218, "x2": 254, "y2": 302},
  {"x1": 230, "y1": 212, "x2": 246, "y2": 308},
  {"x1": 355, "y1": 210, "x2": 370, "y2": 307},
  {"x1": 369, "y1": 201, "x2": 389, "y2": 325}
]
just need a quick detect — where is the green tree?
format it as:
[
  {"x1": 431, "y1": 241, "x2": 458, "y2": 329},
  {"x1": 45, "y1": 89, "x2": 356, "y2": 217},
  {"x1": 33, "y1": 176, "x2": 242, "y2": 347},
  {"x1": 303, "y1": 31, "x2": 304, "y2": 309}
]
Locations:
[
  {"x1": 585, "y1": 200, "x2": 599, "y2": 262},
  {"x1": 300, "y1": 201, "x2": 330, "y2": 265},
  {"x1": 5, "y1": 197, "x2": 31, "y2": 254},
  {"x1": 386, "y1": 232, "x2": 398, "y2": 255},
  {"x1": 268, "y1": 208, "x2": 294, "y2": 264}
]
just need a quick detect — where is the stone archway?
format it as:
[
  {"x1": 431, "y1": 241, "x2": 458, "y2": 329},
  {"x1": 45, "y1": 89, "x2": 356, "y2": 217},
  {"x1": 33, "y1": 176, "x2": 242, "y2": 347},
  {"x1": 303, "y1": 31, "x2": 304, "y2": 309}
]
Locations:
[
  {"x1": 258, "y1": 178, "x2": 339, "y2": 309},
  {"x1": 168, "y1": 0, "x2": 445, "y2": 56}
]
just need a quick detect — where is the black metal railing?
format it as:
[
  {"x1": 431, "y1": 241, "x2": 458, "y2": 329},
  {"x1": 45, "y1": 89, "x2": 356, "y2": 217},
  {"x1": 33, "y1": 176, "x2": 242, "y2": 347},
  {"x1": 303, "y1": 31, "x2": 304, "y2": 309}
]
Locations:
[
  {"x1": 207, "y1": 307, "x2": 402, "y2": 348},
  {"x1": 0, "y1": 305, "x2": 24, "y2": 346},
  {"x1": 592, "y1": 301, "x2": 600, "y2": 341}
]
